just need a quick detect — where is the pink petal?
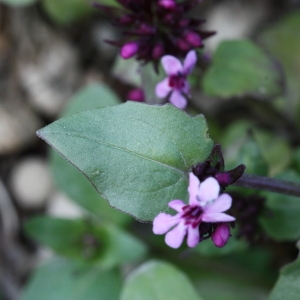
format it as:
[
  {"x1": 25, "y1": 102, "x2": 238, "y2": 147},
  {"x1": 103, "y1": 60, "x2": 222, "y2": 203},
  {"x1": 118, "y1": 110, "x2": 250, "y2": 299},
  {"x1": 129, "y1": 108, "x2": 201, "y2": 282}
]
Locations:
[
  {"x1": 187, "y1": 225, "x2": 200, "y2": 247},
  {"x1": 198, "y1": 177, "x2": 220, "y2": 204},
  {"x1": 168, "y1": 200, "x2": 186, "y2": 212},
  {"x1": 202, "y1": 212, "x2": 235, "y2": 223},
  {"x1": 161, "y1": 55, "x2": 183, "y2": 75},
  {"x1": 204, "y1": 194, "x2": 232, "y2": 214},
  {"x1": 165, "y1": 221, "x2": 187, "y2": 248},
  {"x1": 183, "y1": 50, "x2": 197, "y2": 75},
  {"x1": 169, "y1": 90, "x2": 187, "y2": 109},
  {"x1": 155, "y1": 77, "x2": 172, "y2": 98},
  {"x1": 153, "y1": 213, "x2": 179, "y2": 234},
  {"x1": 182, "y1": 81, "x2": 190, "y2": 95},
  {"x1": 188, "y1": 173, "x2": 200, "y2": 206}
]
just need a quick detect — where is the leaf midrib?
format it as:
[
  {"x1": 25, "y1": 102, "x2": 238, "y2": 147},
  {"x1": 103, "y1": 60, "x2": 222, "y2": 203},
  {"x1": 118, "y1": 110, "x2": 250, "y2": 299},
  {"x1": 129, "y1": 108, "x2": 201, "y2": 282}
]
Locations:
[{"x1": 44, "y1": 130, "x2": 187, "y2": 175}]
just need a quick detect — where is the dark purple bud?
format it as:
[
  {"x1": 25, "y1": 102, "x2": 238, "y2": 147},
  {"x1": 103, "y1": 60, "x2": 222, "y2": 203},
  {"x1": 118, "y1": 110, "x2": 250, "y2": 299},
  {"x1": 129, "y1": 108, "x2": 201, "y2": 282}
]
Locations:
[
  {"x1": 126, "y1": 88, "x2": 144, "y2": 102},
  {"x1": 117, "y1": 14, "x2": 134, "y2": 25},
  {"x1": 211, "y1": 223, "x2": 231, "y2": 248},
  {"x1": 120, "y1": 41, "x2": 139, "y2": 59},
  {"x1": 215, "y1": 172, "x2": 232, "y2": 186},
  {"x1": 176, "y1": 38, "x2": 192, "y2": 52},
  {"x1": 185, "y1": 31, "x2": 202, "y2": 47},
  {"x1": 215, "y1": 164, "x2": 246, "y2": 187},
  {"x1": 226, "y1": 164, "x2": 246, "y2": 184},
  {"x1": 178, "y1": 18, "x2": 190, "y2": 27},
  {"x1": 152, "y1": 43, "x2": 164, "y2": 60},
  {"x1": 137, "y1": 23, "x2": 155, "y2": 35}
]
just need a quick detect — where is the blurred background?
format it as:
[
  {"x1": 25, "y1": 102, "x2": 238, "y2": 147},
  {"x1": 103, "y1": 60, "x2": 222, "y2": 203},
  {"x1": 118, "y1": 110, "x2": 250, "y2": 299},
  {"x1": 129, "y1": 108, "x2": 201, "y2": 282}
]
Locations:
[{"x1": 1, "y1": 0, "x2": 300, "y2": 299}]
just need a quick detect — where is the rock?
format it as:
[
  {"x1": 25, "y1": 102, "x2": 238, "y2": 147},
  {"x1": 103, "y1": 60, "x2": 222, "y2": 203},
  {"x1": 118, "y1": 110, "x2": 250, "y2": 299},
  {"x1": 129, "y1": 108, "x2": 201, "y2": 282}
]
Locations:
[
  {"x1": 0, "y1": 102, "x2": 42, "y2": 155},
  {"x1": 205, "y1": 1, "x2": 269, "y2": 51},
  {"x1": 46, "y1": 192, "x2": 83, "y2": 218},
  {"x1": 10, "y1": 157, "x2": 53, "y2": 209},
  {"x1": 92, "y1": 23, "x2": 119, "y2": 60},
  {"x1": 10, "y1": 8, "x2": 80, "y2": 117}
]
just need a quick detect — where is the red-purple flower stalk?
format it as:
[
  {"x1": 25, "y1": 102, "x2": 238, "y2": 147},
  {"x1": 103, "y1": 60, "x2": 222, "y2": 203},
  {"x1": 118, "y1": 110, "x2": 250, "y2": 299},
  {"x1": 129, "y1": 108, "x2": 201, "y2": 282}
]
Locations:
[
  {"x1": 94, "y1": 0, "x2": 215, "y2": 64},
  {"x1": 153, "y1": 173, "x2": 235, "y2": 249}
]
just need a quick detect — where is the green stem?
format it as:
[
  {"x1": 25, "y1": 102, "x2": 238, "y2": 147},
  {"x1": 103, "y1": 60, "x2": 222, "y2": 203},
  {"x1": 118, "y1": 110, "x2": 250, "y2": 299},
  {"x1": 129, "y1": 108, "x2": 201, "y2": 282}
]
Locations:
[{"x1": 234, "y1": 174, "x2": 300, "y2": 197}]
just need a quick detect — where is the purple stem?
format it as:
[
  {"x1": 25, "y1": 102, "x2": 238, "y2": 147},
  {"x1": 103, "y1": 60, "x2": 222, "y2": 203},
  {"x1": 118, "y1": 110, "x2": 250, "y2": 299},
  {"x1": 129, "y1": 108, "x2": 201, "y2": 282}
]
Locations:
[{"x1": 234, "y1": 174, "x2": 300, "y2": 197}]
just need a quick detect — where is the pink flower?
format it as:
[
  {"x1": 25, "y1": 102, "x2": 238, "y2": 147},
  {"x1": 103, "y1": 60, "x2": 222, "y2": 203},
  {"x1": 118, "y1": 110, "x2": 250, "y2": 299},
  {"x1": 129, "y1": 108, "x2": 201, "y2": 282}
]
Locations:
[
  {"x1": 153, "y1": 173, "x2": 235, "y2": 249},
  {"x1": 155, "y1": 50, "x2": 197, "y2": 109}
]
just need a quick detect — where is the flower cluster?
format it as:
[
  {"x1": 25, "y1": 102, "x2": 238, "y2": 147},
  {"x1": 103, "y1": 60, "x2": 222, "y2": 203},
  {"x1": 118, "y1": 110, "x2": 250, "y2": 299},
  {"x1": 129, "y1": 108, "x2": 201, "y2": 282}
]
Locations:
[
  {"x1": 153, "y1": 173, "x2": 235, "y2": 249},
  {"x1": 94, "y1": 0, "x2": 215, "y2": 64},
  {"x1": 155, "y1": 50, "x2": 196, "y2": 109},
  {"x1": 193, "y1": 144, "x2": 246, "y2": 191}
]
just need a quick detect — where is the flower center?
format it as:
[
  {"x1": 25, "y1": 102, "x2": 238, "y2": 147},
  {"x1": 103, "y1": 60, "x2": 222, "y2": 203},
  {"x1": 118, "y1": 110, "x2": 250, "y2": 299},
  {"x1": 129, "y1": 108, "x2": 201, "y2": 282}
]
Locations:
[
  {"x1": 168, "y1": 74, "x2": 186, "y2": 90},
  {"x1": 182, "y1": 205, "x2": 203, "y2": 228}
]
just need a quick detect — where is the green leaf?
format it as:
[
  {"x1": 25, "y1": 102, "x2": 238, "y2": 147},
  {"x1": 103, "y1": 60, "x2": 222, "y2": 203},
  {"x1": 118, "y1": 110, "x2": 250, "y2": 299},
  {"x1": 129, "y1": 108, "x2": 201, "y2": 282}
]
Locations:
[
  {"x1": 50, "y1": 84, "x2": 130, "y2": 225},
  {"x1": 21, "y1": 258, "x2": 122, "y2": 300},
  {"x1": 25, "y1": 216, "x2": 147, "y2": 267},
  {"x1": 63, "y1": 84, "x2": 120, "y2": 117},
  {"x1": 221, "y1": 121, "x2": 291, "y2": 177},
  {"x1": 41, "y1": 0, "x2": 94, "y2": 24},
  {"x1": 94, "y1": 0, "x2": 121, "y2": 8},
  {"x1": 268, "y1": 258, "x2": 300, "y2": 300},
  {"x1": 202, "y1": 40, "x2": 282, "y2": 99},
  {"x1": 258, "y1": 12, "x2": 300, "y2": 116},
  {"x1": 260, "y1": 171, "x2": 300, "y2": 241},
  {"x1": 38, "y1": 102, "x2": 213, "y2": 221},
  {"x1": 120, "y1": 260, "x2": 202, "y2": 300},
  {"x1": 0, "y1": 0, "x2": 37, "y2": 5}
]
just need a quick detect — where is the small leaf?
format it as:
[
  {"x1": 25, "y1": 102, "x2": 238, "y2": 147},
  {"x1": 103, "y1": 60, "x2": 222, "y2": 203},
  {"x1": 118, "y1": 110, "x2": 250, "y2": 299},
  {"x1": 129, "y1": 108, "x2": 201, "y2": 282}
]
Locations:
[
  {"x1": 0, "y1": 0, "x2": 37, "y2": 5},
  {"x1": 63, "y1": 84, "x2": 120, "y2": 117},
  {"x1": 221, "y1": 123, "x2": 268, "y2": 176},
  {"x1": 268, "y1": 258, "x2": 300, "y2": 300},
  {"x1": 38, "y1": 102, "x2": 213, "y2": 221},
  {"x1": 260, "y1": 171, "x2": 300, "y2": 241},
  {"x1": 120, "y1": 260, "x2": 202, "y2": 300},
  {"x1": 25, "y1": 216, "x2": 147, "y2": 267},
  {"x1": 202, "y1": 40, "x2": 282, "y2": 99},
  {"x1": 41, "y1": 0, "x2": 94, "y2": 24},
  {"x1": 21, "y1": 258, "x2": 122, "y2": 300},
  {"x1": 258, "y1": 12, "x2": 300, "y2": 116}
]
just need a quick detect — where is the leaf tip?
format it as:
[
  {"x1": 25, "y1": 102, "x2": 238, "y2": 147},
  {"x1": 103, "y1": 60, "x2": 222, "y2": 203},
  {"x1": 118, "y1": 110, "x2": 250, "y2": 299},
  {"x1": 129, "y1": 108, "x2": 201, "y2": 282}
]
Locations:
[{"x1": 36, "y1": 127, "x2": 48, "y2": 141}]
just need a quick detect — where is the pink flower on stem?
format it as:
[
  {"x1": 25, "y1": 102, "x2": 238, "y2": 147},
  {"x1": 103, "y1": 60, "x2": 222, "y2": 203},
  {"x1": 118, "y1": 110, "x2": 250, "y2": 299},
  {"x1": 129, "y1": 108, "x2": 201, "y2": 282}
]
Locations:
[
  {"x1": 153, "y1": 173, "x2": 235, "y2": 249},
  {"x1": 155, "y1": 50, "x2": 197, "y2": 109}
]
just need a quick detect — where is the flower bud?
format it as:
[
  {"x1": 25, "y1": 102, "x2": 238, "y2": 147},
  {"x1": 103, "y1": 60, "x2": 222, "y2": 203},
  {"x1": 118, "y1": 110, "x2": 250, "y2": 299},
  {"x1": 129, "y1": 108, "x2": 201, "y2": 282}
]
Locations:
[
  {"x1": 185, "y1": 31, "x2": 202, "y2": 47},
  {"x1": 158, "y1": 0, "x2": 176, "y2": 9},
  {"x1": 126, "y1": 88, "x2": 144, "y2": 102},
  {"x1": 137, "y1": 23, "x2": 155, "y2": 35},
  {"x1": 152, "y1": 43, "x2": 164, "y2": 60},
  {"x1": 211, "y1": 223, "x2": 231, "y2": 248},
  {"x1": 117, "y1": 14, "x2": 134, "y2": 25},
  {"x1": 176, "y1": 38, "x2": 192, "y2": 51},
  {"x1": 120, "y1": 41, "x2": 139, "y2": 59}
]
